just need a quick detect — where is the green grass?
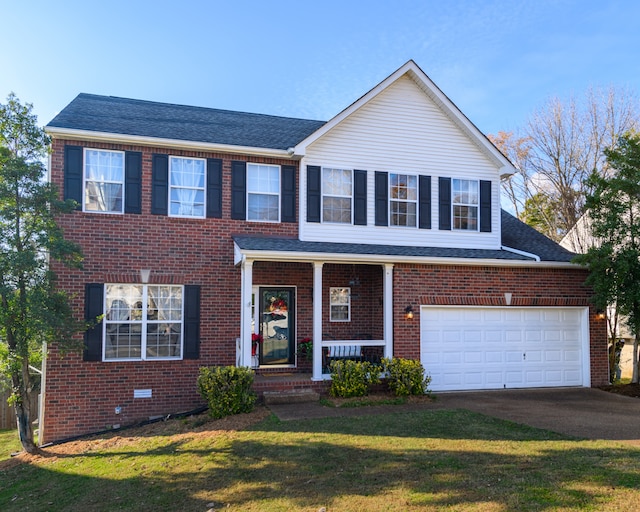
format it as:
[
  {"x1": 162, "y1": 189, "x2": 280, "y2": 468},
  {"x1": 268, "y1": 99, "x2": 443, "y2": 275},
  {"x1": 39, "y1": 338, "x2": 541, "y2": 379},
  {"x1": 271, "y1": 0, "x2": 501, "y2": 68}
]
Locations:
[
  {"x1": 0, "y1": 430, "x2": 21, "y2": 463},
  {"x1": 1, "y1": 409, "x2": 639, "y2": 511}
]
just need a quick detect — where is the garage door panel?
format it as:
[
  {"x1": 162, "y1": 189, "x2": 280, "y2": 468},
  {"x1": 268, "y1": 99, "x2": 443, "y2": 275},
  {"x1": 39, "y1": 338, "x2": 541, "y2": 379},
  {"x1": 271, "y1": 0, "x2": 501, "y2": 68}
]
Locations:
[{"x1": 421, "y1": 306, "x2": 587, "y2": 392}]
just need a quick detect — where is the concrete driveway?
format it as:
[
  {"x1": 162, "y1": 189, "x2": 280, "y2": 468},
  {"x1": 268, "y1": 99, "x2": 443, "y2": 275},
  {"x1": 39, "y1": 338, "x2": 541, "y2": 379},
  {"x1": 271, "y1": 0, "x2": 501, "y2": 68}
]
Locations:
[{"x1": 268, "y1": 387, "x2": 640, "y2": 445}]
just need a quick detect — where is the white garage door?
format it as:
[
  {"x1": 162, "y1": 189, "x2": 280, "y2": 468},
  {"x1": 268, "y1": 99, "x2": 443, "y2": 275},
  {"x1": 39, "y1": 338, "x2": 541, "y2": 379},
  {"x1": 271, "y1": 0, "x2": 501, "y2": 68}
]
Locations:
[{"x1": 421, "y1": 307, "x2": 590, "y2": 392}]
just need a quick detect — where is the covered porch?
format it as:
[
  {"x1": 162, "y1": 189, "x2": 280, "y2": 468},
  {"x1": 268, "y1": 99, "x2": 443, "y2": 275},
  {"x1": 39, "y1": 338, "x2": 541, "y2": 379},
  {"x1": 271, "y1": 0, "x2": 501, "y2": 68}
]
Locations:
[{"x1": 234, "y1": 237, "x2": 395, "y2": 381}]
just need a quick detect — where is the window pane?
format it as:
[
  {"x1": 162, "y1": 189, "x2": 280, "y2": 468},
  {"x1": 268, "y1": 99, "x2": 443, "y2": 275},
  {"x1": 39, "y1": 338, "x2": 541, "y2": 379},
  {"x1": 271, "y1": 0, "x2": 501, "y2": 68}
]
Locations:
[
  {"x1": 390, "y1": 201, "x2": 417, "y2": 227},
  {"x1": 323, "y1": 197, "x2": 351, "y2": 223},
  {"x1": 248, "y1": 193, "x2": 279, "y2": 221},
  {"x1": 148, "y1": 286, "x2": 183, "y2": 321},
  {"x1": 169, "y1": 157, "x2": 206, "y2": 218},
  {"x1": 84, "y1": 150, "x2": 124, "y2": 213},
  {"x1": 248, "y1": 164, "x2": 280, "y2": 194},
  {"x1": 453, "y1": 205, "x2": 478, "y2": 230},
  {"x1": 323, "y1": 168, "x2": 351, "y2": 196}
]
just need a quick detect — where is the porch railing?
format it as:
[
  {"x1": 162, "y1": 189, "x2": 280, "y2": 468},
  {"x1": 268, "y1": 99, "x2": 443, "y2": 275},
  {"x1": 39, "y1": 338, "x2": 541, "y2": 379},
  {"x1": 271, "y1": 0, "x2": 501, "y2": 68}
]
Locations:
[{"x1": 321, "y1": 339, "x2": 386, "y2": 375}]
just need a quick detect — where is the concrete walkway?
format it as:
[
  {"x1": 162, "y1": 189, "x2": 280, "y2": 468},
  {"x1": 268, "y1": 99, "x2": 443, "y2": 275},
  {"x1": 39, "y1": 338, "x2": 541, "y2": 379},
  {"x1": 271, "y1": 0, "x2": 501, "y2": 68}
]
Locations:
[{"x1": 267, "y1": 387, "x2": 640, "y2": 445}]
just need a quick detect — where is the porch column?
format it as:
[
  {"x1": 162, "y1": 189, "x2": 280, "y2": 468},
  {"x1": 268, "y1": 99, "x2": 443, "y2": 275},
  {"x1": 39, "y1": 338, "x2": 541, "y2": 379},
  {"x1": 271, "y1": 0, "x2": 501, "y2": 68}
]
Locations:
[
  {"x1": 240, "y1": 258, "x2": 254, "y2": 368},
  {"x1": 383, "y1": 263, "x2": 394, "y2": 359},
  {"x1": 312, "y1": 261, "x2": 324, "y2": 381}
]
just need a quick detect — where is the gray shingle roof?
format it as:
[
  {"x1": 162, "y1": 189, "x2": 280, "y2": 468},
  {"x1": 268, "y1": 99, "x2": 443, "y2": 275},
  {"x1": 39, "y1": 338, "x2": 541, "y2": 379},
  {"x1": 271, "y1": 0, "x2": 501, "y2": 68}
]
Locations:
[
  {"x1": 46, "y1": 93, "x2": 326, "y2": 151},
  {"x1": 233, "y1": 211, "x2": 576, "y2": 263},
  {"x1": 500, "y1": 210, "x2": 575, "y2": 262}
]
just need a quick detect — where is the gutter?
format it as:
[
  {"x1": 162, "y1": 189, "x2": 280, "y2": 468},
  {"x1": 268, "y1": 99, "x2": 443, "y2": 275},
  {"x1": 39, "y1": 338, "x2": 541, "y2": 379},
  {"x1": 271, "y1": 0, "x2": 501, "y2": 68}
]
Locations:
[
  {"x1": 501, "y1": 245, "x2": 541, "y2": 262},
  {"x1": 44, "y1": 127, "x2": 296, "y2": 159},
  {"x1": 234, "y1": 243, "x2": 576, "y2": 269}
]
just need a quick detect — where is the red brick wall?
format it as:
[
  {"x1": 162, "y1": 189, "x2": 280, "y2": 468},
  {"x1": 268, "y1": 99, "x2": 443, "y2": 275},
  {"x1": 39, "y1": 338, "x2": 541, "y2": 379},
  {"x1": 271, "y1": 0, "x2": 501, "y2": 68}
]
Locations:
[
  {"x1": 391, "y1": 264, "x2": 608, "y2": 385},
  {"x1": 42, "y1": 138, "x2": 607, "y2": 443}
]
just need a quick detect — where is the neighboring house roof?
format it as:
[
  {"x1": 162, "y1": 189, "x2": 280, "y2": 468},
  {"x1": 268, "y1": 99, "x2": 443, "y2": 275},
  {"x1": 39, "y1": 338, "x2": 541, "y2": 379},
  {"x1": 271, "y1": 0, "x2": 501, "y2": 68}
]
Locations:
[
  {"x1": 234, "y1": 210, "x2": 576, "y2": 265},
  {"x1": 501, "y1": 210, "x2": 576, "y2": 262},
  {"x1": 46, "y1": 93, "x2": 326, "y2": 151}
]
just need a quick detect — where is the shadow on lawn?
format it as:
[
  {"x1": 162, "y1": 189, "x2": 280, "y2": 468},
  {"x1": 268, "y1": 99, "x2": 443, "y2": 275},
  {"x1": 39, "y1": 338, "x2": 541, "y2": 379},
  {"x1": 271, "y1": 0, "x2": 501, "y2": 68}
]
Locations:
[
  {"x1": 2, "y1": 410, "x2": 640, "y2": 511},
  {"x1": 1, "y1": 434, "x2": 638, "y2": 511}
]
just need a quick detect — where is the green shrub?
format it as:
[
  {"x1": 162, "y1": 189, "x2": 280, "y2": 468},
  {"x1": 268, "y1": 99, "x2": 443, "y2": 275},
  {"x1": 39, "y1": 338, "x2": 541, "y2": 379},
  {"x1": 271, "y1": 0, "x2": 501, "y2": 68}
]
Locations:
[
  {"x1": 382, "y1": 357, "x2": 431, "y2": 396},
  {"x1": 197, "y1": 366, "x2": 257, "y2": 419},
  {"x1": 329, "y1": 359, "x2": 380, "y2": 397}
]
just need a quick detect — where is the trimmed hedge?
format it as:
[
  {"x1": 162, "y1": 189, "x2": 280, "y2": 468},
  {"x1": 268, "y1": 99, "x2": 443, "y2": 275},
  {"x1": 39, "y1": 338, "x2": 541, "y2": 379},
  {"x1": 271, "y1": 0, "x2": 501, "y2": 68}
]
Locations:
[
  {"x1": 382, "y1": 357, "x2": 431, "y2": 396},
  {"x1": 197, "y1": 366, "x2": 256, "y2": 419}
]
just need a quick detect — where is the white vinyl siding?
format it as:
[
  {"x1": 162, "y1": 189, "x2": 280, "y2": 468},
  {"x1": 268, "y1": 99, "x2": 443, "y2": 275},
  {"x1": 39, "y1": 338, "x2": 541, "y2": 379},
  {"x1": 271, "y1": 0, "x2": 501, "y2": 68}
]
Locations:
[{"x1": 300, "y1": 75, "x2": 501, "y2": 249}]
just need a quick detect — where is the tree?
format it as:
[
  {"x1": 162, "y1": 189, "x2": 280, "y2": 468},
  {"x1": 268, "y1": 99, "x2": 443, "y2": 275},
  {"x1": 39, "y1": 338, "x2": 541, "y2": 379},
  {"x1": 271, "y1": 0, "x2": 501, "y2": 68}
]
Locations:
[
  {"x1": 491, "y1": 87, "x2": 639, "y2": 247},
  {"x1": 0, "y1": 94, "x2": 84, "y2": 453},
  {"x1": 574, "y1": 132, "x2": 640, "y2": 383}
]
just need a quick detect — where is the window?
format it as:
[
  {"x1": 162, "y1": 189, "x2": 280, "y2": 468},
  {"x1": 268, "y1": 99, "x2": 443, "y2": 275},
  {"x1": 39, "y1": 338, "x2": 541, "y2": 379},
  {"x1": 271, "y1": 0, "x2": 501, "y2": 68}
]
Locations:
[
  {"x1": 330, "y1": 287, "x2": 351, "y2": 322},
  {"x1": 323, "y1": 168, "x2": 352, "y2": 223},
  {"x1": 247, "y1": 163, "x2": 280, "y2": 221},
  {"x1": 390, "y1": 173, "x2": 417, "y2": 227},
  {"x1": 84, "y1": 149, "x2": 124, "y2": 213},
  {"x1": 104, "y1": 284, "x2": 183, "y2": 360},
  {"x1": 452, "y1": 179, "x2": 479, "y2": 231},
  {"x1": 169, "y1": 157, "x2": 206, "y2": 217}
]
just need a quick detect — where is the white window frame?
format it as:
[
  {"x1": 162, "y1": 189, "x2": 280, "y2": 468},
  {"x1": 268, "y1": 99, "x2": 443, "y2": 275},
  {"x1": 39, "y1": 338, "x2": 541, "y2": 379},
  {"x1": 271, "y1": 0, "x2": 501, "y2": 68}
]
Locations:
[
  {"x1": 322, "y1": 167, "x2": 353, "y2": 224},
  {"x1": 452, "y1": 178, "x2": 479, "y2": 231},
  {"x1": 169, "y1": 156, "x2": 206, "y2": 218},
  {"x1": 389, "y1": 172, "x2": 418, "y2": 228},
  {"x1": 247, "y1": 163, "x2": 281, "y2": 222},
  {"x1": 83, "y1": 148, "x2": 125, "y2": 214},
  {"x1": 329, "y1": 287, "x2": 351, "y2": 322},
  {"x1": 103, "y1": 284, "x2": 184, "y2": 362}
]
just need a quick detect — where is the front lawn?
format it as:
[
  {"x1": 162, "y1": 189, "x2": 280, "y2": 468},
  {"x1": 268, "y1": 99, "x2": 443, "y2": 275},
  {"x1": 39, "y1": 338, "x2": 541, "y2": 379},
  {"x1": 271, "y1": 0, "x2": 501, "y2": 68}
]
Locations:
[{"x1": 1, "y1": 407, "x2": 639, "y2": 511}]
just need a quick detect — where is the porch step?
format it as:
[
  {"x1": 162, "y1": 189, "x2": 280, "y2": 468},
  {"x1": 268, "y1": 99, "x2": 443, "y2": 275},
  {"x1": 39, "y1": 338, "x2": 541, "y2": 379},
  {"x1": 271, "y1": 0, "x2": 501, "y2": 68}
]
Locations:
[{"x1": 262, "y1": 389, "x2": 320, "y2": 405}]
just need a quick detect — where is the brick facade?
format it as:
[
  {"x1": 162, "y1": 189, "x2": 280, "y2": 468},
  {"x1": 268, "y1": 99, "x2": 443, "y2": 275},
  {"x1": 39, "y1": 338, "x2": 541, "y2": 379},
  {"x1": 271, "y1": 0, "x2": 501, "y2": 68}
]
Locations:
[{"x1": 41, "y1": 137, "x2": 608, "y2": 444}]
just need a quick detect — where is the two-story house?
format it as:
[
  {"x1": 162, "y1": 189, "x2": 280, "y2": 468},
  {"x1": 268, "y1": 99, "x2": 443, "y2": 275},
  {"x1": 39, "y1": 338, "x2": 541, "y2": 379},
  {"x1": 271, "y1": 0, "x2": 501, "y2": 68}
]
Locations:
[{"x1": 41, "y1": 61, "x2": 607, "y2": 443}]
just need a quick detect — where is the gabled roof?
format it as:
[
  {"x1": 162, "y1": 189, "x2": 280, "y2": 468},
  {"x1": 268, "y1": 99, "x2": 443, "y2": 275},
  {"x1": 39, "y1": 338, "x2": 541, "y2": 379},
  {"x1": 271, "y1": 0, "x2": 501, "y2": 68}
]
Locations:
[
  {"x1": 293, "y1": 60, "x2": 516, "y2": 177},
  {"x1": 46, "y1": 93, "x2": 326, "y2": 154},
  {"x1": 233, "y1": 210, "x2": 577, "y2": 266}
]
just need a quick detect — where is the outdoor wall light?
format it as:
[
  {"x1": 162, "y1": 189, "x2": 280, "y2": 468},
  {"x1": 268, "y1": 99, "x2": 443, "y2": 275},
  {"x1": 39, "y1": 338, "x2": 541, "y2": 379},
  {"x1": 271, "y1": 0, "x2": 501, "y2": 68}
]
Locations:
[
  {"x1": 405, "y1": 305, "x2": 414, "y2": 320},
  {"x1": 596, "y1": 310, "x2": 606, "y2": 320}
]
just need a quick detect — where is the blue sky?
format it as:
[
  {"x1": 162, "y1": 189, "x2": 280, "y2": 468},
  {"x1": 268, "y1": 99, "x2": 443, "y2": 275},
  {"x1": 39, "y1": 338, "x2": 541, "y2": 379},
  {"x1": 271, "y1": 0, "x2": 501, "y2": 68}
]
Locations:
[{"x1": 2, "y1": 0, "x2": 640, "y2": 136}]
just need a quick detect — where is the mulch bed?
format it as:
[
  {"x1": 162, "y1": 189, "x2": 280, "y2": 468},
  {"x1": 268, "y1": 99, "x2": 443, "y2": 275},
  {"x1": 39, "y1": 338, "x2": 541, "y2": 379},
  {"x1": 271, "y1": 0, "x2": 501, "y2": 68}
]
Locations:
[{"x1": 599, "y1": 383, "x2": 640, "y2": 398}]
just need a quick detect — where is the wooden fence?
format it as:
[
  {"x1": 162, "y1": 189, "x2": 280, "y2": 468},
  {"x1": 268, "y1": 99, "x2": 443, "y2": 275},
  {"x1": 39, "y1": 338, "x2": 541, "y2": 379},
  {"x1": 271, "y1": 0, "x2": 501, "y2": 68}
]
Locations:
[{"x1": 0, "y1": 391, "x2": 39, "y2": 430}]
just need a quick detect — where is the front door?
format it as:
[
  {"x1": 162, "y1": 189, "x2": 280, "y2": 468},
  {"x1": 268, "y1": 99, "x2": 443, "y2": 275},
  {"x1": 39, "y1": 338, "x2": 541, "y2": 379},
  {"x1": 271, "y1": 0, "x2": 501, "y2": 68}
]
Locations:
[{"x1": 259, "y1": 287, "x2": 295, "y2": 366}]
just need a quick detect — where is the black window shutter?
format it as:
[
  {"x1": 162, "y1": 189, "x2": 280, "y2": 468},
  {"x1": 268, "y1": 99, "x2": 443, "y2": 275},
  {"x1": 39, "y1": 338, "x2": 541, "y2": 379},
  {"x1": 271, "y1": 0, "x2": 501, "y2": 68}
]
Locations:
[
  {"x1": 124, "y1": 151, "x2": 142, "y2": 214},
  {"x1": 306, "y1": 165, "x2": 321, "y2": 223},
  {"x1": 281, "y1": 165, "x2": 296, "y2": 223},
  {"x1": 151, "y1": 154, "x2": 169, "y2": 215},
  {"x1": 374, "y1": 171, "x2": 388, "y2": 226},
  {"x1": 206, "y1": 158, "x2": 223, "y2": 218},
  {"x1": 419, "y1": 175, "x2": 432, "y2": 229},
  {"x1": 183, "y1": 285, "x2": 201, "y2": 359},
  {"x1": 64, "y1": 145, "x2": 83, "y2": 209},
  {"x1": 438, "y1": 177, "x2": 451, "y2": 230},
  {"x1": 353, "y1": 170, "x2": 367, "y2": 226},
  {"x1": 231, "y1": 161, "x2": 247, "y2": 220},
  {"x1": 84, "y1": 283, "x2": 104, "y2": 361},
  {"x1": 480, "y1": 180, "x2": 492, "y2": 232}
]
